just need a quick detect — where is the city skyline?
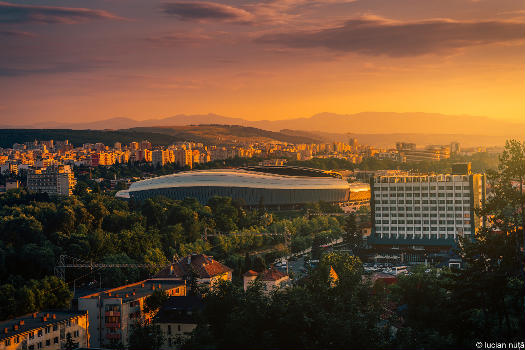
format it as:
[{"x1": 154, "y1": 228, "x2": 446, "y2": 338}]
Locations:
[{"x1": 1, "y1": 0, "x2": 524, "y2": 126}]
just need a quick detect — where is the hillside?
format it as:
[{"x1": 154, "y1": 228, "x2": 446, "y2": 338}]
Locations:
[
  {"x1": 127, "y1": 125, "x2": 321, "y2": 145},
  {"x1": 0, "y1": 125, "x2": 320, "y2": 148}
]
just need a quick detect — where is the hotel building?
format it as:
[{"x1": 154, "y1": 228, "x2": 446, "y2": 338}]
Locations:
[{"x1": 369, "y1": 165, "x2": 485, "y2": 251}]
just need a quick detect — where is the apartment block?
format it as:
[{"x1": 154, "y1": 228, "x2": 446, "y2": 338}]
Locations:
[
  {"x1": 26, "y1": 165, "x2": 76, "y2": 196},
  {"x1": 78, "y1": 279, "x2": 186, "y2": 348},
  {"x1": 0, "y1": 311, "x2": 89, "y2": 350}
]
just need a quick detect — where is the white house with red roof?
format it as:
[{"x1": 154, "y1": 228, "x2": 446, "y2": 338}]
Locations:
[
  {"x1": 153, "y1": 254, "x2": 233, "y2": 287},
  {"x1": 242, "y1": 267, "x2": 290, "y2": 294}
]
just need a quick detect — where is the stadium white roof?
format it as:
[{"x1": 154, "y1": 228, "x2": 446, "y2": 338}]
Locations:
[{"x1": 116, "y1": 169, "x2": 352, "y2": 198}]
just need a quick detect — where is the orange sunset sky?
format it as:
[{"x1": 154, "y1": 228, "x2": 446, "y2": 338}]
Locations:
[{"x1": 1, "y1": 0, "x2": 524, "y2": 126}]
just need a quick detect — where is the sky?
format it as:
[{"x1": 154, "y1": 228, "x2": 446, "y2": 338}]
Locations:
[{"x1": 0, "y1": 0, "x2": 524, "y2": 126}]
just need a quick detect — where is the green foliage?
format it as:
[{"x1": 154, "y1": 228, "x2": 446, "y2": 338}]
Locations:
[
  {"x1": 186, "y1": 276, "x2": 387, "y2": 350},
  {"x1": 128, "y1": 321, "x2": 165, "y2": 350},
  {"x1": 144, "y1": 289, "x2": 169, "y2": 314},
  {"x1": 0, "y1": 276, "x2": 72, "y2": 320}
]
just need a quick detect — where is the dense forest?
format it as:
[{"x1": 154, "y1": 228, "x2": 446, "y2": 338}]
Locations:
[{"x1": 0, "y1": 188, "x2": 350, "y2": 321}]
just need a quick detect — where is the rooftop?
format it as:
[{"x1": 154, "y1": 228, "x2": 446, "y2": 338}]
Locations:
[
  {"x1": 118, "y1": 169, "x2": 350, "y2": 197},
  {"x1": 154, "y1": 254, "x2": 232, "y2": 280},
  {"x1": 259, "y1": 267, "x2": 288, "y2": 282},
  {"x1": 155, "y1": 296, "x2": 204, "y2": 324},
  {"x1": 80, "y1": 279, "x2": 185, "y2": 302},
  {"x1": 0, "y1": 311, "x2": 87, "y2": 341}
]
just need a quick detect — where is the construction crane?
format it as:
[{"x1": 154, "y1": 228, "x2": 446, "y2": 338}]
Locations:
[{"x1": 54, "y1": 255, "x2": 151, "y2": 281}]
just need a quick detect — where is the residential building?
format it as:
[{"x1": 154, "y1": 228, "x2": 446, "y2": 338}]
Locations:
[
  {"x1": 27, "y1": 165, "x2": 76, "y2": 196},
  {"x1": 153, "y1": 254, "x2": 232, "y2": 287},
  {"x1": 0, "y1": 311, "x2": 89, "y2": 350},
  {"x1": 369, "y1": 164, "x2": 485, "y2": 254},
  {"x1": 152, "y1": 150, "x2": 173, "y2": 167},
  {"x1": 78, "y1": 279, "x2": 186, "y2": 348},
  {"x1": 155, "y1": 296, "x2": 203, "y2": 350},
  {"x1": 174, "y1": 149, "x2": 193, "y2": 168},
  {"x1": 401, "y1": 145, "x2": 450, "y2": 162},
  {"x1": 242, "y1": 267, "x2": 291, "y2": 294}
]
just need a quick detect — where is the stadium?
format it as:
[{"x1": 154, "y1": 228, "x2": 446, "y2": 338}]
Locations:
[{"x1": 116, "y1": 167, "x2": 366, "y2": 207}]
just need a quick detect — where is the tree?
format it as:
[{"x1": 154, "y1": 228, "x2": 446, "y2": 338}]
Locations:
[
  {"x1": 128, "y1": 321, "x2": 165, "y2": 350},
  {"x1": 343, "y1": 214, "x2": 363, "y2": 256},
  {"x1": 144, "y1": 289, "x2": 169, "y2": 314}
]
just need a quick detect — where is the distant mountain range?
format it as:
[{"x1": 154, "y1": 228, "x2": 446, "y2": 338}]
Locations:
[{"x1": 1, "y1": 112, "x2": 521, "y2": 147}]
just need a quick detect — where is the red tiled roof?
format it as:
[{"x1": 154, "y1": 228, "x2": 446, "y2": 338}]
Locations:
[
  {"x1": 260, "y1": 267, "x2": 288, "y2": 281},
  {"x1": 243, "y1": 270, "x2": 258, "y2": 277},
  {"x1": 154, "y1": 254, "x2": 232, "y2": 279}
]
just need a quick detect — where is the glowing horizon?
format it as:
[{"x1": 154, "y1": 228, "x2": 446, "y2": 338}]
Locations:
[{"x1": 1, "y1": 0, "x2": 524, "y2": 126}]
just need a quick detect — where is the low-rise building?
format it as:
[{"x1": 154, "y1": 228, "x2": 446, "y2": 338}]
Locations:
[
  {"x1": 78, "y1": 279, "x2": 186, "y2": 348},
  {"x1": 0, "y1": 311, "x2": 89, "y2": 350},
  {"x1": 155, "y1": 296, "x2": 203, "y2": 349},
  {"x1": 153, "y1": 254, "x2": 232, "y2": 287},
  {"x1": 242, "y1": 267, "x2": 291, "y2": 294}
]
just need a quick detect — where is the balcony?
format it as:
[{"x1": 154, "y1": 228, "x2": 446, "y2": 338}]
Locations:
[
  {"x1": 105, "y1": 311, "x2": 120, "y2": 317},
  {"x1": 106, "y1": 333, "x2": 122, "y2": 340},
  {"x1": 105, "y1": 322, "x2": 121, "y2": 328}
]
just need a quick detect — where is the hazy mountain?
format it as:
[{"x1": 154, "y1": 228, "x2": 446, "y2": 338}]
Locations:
[
  {"x1": 250, "y1": 112, "x2": 522, "y2": 136},
  {"x1": 279, "y1": 129, "x2": 512, "y2": 148},
  {"x1": 5, "y1": 112, "x2": 522, "y2": 142},
  {"x1": 25, "y1": 114, "x2": 249, "y2": 130}
]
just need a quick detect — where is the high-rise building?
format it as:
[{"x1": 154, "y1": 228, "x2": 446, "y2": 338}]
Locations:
[
  {"x1": 129, "y1": 142, "x2": 139, "y2": 151},
  {"x1": 369, "y1": 165, "x2": 485, "y2": 251},
  {"x1": 174, "y1": 149, "x2": 193, "y2": 168},
  {"x1": 400, "y1": 145, "x2": 450, "y2": 162},
  {"x1": 152, "y1": 150, "x2": 173, "y2": 167},
  {"x1": 450, "y1": 142, "x2": 461, "y2": 155},
  {"x1": 140, "y1": 140, "x2": 152, "y2": 150},
  {"x1": 27, "y1": 165, "x2": 76, "y2": 196}
]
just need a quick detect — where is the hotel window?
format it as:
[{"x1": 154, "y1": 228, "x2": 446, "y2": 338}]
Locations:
[
  {"x1": 54, "y1": 337, "x2": 59, "y2": 344},
  {"x1": 38, "y1": 330, "x2": 42, "y2": 337},
  {"x1": 46, "y1": 340, "x2": 51, "y2": 346},
  {"x1": 53, "y1": 324, "x2": 58, "y2": 331}
]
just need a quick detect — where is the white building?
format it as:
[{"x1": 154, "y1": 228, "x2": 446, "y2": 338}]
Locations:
[{"x1": 369, "y1": 167, "x2": 485, "y2": 249}]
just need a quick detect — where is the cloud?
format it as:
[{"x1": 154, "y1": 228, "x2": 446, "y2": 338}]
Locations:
[
  {"x1": 146, "y1": 32, "x2": 212, "y2": 47},
  {"x1": 255, "y1": 16, "x2": 525, "y2": 56},
  {"x1": 0, "y1": 61, "x2": 111, "y2": 77},
  {"x1": 0, "y1": 1, "x2": 124, "y2": 24},
  {"x1": 161, "y1": 1, "x2": 254, "y2": 24},
  {"x1": 0, "y1": 29, "x2": 35, "y2": 37}
]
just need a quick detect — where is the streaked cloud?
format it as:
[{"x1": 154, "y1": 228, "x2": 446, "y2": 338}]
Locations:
[
  {"x1": 0, "y1": 1, "x2": 124, "y2": 24},
  {"x1": 0, "y1": 61, "x2": 112, "y2": 77},
  {"x1": 146, "y1": 32, "x2": 212, "y2": 47},
  {"x1": 0, "y1": 29, "x2": 35, "y2": 37},
  {"x1": 161, "y1": 1, "x2": 254, "y2": 24},
  {"x1": 256, "y1": 16, "x2": 525, "y2": 56}
]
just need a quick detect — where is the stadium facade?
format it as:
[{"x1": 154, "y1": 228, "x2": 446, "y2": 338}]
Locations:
[{"x1": 116, "y1": 167, "x2": 355, "y2": 206}]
